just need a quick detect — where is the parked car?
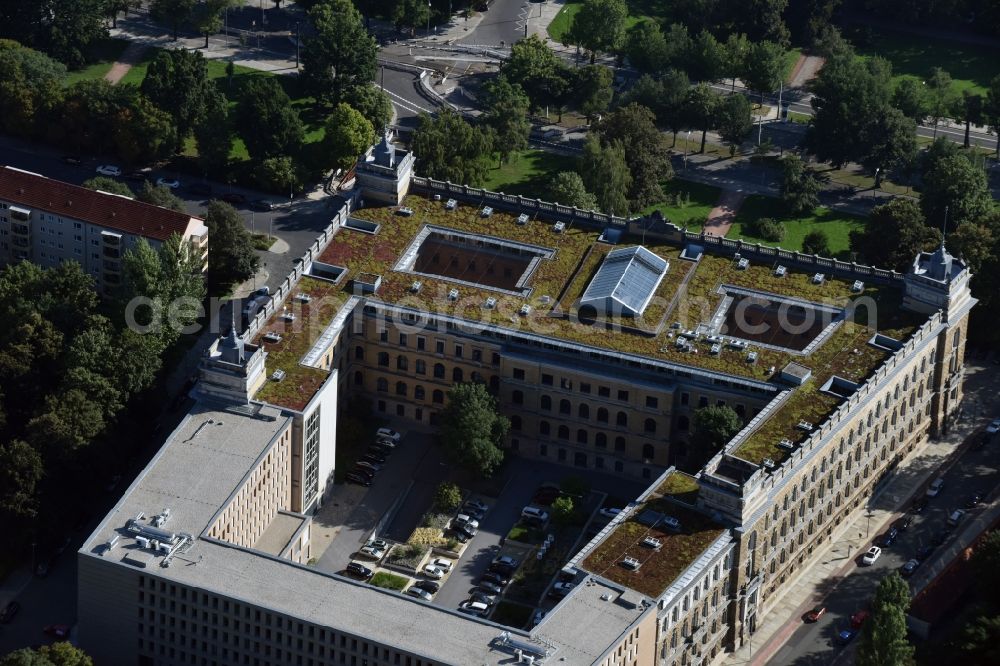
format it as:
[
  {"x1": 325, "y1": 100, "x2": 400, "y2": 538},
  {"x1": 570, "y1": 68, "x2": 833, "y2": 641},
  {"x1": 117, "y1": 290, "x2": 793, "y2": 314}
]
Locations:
[
  {"x1": 187, "y1": 182, "x2": 212, "y2": 196},
  {"x1": 360, "y1": 543, "x2": 385, "y2": 559},
  {"x1": 804, "y1": 606, "x2": 827, "y2": 622},
  {"x1": 464, "y1": 499, "x2": 489, "y2": 514},
  {"x1": 916, "y1": 544, "x2": 934, "y2": 561},
  {"x1": 350, "y1": 466, "x2": 374, "y2": 480},
  {"x1": 374, "y1": 436, "x2": 397, "y2": 449},
  {"x1": 362, "y1": 452, "x2": 387, "y2": 465},
  {"x1": 356, "y1": 460, "x2": 381, "y2": 474},
  {"x1": 366, "y1": 538, "x2": 388, "y2": 551},
  {"x1": 345, "y1": 562, "x2": 373, "y2": 579},
  {"x1": 43, "y1": 624, "x2": 70, "y2": 638},
  {"x1": 481, "y1": 571, "x2": 509, "y2": 587},
  {"x1": 156, "y1": 177, "x2": 180, "y2": 189},
  {"x1": 599, "y1": 507, "x2": 622, "y2": 519},
  {"x1": 376, "y1": 427, "x2": 401, "y2": 442},
  {"x1": 454, "y1": 524, "x2": 477, "y2": 539},
  {"x1": 220, "y1": 192, "x2": 246, "y2": 205},
  {"x1": 986, "y1": 417, "x2": 1000, "y2": 435},
  {"x1": 926, "y1": 478, "x2": 945, "y2": 497},
  {"x1": 452, "y1": 530, "x2": 470, "y2": 544},
  {"x1": 368, "y1": 444, "x2": 393, "y2": 457},
  {"x1": 478, "y1": 580, "x2": 502, "y2": 595},
  {"x1": 861, "y1": 546, "x2": 882, "y2": 566},
  {"x1": 471, "y1": 590, "x2": 498, "y2": 606},
  {"x1": 836, "y1": 627, "x2": 858, "y2": 645},
  {"x1": 458, "y1": 601, "x2": 489, "y2": 617},
  {"x1": 850, "y1": 610, "x2": 870, "y2": 629},
  {"x1": 95, "y1": 164, "x2": 121, "y2": 177},
  {"x1": 345, "y1": 471, "x2": 371, "y2": 486},
  {"x1": 900, "y1": 559, "x2": 920, "y2": 577},
  {"x1": 880, "y1": 527, "x2": 899, "y2": 547},
  {"x1": 423, "y1": 565, "x2": 446, "y2": 580},
  {"x1": 896, "y1": 515, "x2": 914, "y2": 531},
  {"x1": 0, "y1": 601, "x2": 20, "y2": 623},
  {"x1": 414, "y1": 580, "x2": 440, "y2": 594},
  {"x1": 429, "y1": 557, "x2": 453, "y2": 573},
  {"x1": 521, "y1": 506, "x2": 550, "y2": 523},
  {"x1": 963, "y1": 493, "x2": 983, "y2": 509},
  {"x1": 548, "y1": 582, "x2": 575, "y2": 599},
  {"x1": 406, "y1": 586, "x2": 433, "y2": 601},
  {"x1": 946, "y1": 509, "x2": 967, "y2": 526},
  {"x1": 250, "y1": 199, "x2": 275, "y2": 211},
  {"x1": 493, "y1": 556, "x2": 519, "y2": 570},
  {"x1": 489, "y1": 561, "x2": 515, "y2": 575},
  {"x1": 454, "y1": 514, "x2": 479, "y2": 530}
]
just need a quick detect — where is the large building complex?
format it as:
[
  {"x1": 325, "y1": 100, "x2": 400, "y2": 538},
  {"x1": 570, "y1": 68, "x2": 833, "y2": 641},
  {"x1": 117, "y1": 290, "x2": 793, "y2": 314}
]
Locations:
[
  {"x1": 78, "y1": 139, "x2": 975, "y2": 665},
  {"x1": 0, "y1": 166, "x2": 208, "y2": 294}
]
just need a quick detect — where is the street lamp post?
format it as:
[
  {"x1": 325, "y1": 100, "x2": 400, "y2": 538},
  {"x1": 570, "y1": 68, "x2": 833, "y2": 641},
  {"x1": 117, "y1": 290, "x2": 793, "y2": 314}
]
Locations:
[
  {"x1": 874, "y1": 167, "x2": 881, "y2": 197},
  {"x1": 684, "y1": 130, "x2": 691, "y2": 170},
  {"x1": 427, "y1": 1, "x2": 431, "y2": 37},
  {"x1": 866, "y1": 511, "x2": 873, "y2": 538},
  {"x1": 295, "y1": 21, "x2": 300, "y2": 68}
]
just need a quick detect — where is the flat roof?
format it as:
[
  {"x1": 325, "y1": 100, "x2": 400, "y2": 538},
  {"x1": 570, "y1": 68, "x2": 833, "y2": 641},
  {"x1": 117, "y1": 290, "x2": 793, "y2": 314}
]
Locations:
[{"x1": 254, "y1": 511, "x2": 305, "y2": 556}]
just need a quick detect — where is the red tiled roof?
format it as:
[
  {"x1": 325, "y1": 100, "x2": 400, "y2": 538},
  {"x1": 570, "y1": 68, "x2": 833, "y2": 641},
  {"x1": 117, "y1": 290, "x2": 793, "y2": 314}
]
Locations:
[{"x1": 0, "y1": 166, "x2": 201, "y2": 241}]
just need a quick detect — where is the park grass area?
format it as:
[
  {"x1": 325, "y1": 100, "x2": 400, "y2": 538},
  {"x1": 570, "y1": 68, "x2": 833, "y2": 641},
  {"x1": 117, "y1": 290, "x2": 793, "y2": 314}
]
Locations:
[
  {"x1": 547, "y1": 2, "x2": 652, "y2": 43},
  {"x1": 63, "y1": 37, "x2": 130, "y2": 85},
  {"x1": 782, "y1": 49, "x2": 804, "y2": 83},
  {"x1": 727, "y1": 195, "x2": 864, "y2": 257},
  {"x1": 480, "y1": 149, "x2": 577, "y2": 197},
  {"x1": 369, "y1": 571, "x2": 409, "y2": 591},
  {"x1": 640, "y1": 179, "x2": 720, "y2": 232},
  {"x1": 848, "y1": 25, "x2": 1000, "y2": 96},
  {"x1": 250, "y1": 233, "x2": 275, "y2": 251}
]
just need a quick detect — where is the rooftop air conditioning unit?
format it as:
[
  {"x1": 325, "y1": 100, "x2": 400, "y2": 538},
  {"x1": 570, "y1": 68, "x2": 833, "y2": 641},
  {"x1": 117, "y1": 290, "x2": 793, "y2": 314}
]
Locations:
[
  {"x1": 481, "y1": 206, "x2": 493, "y2": 218},
  {"x1": 812, "y1": 273, "x2": 825, "y2": 284},
  {"x1": 775, "y1": 265, "x2": 787, "y2": 277},
  {"x1": 445, "y1": 199, "x2": 457, "y2": 210},
  {"x1": 777, "y1": 439, "x2": 795, "y2": 451},
  {"x1": 642, "y1": 537, "x2": 662, "y2": 549},
  {"x1": 411, "y1": 281, "x2": 422, "y2": 293},
  {"x1": 448, "y1": 288, "x2": 459, "y2": 301},
  {"x1": 762, "y1": 458, "x2": 775, "y2": 469},
  {"x1": 271, "y1": 369, "x2": 286, "y2": 381},
  {"x1": 621, "y1": 556, "x2": 642, "y2": 570},
  {"x1": 852, "y1": 280, "x2": 864, "y2": 293},
  {"x1": 519, "y1": 304, "x2": 531, "y2": 316},
  {"x1": 295, "y1": 293, "x2": 312, "y2": 303},
  {"x1": 484, "y1": 297, "x2": 497, "y2": 309},
  {"x1": 517, "y1": 213, "x2": 529, "y2": 225},
  {"x1": 553, "y1": 222, "x2": 566, "y2": 233},
  {"x1": 737, "y1": 257, "x2": 750, "y2": 270},
  {"x1": 263, "y1": 332, "x2": 282, "y2": 343},
  {"x1": 746, "y1": 351, "x2": 758, "y2": 363}
]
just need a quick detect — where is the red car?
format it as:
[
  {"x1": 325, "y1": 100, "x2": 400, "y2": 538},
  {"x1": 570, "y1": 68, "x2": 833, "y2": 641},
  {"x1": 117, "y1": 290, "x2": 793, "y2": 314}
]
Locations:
[
  {"x1": 44, "y1": 624, "x2": 70, "y2": 638},
  {"x1": 850, "y1": 610, "x2": 870, "y2": 629},
  {"x1": 804, "y1": 606, "x2": 827, "y2": 622}
]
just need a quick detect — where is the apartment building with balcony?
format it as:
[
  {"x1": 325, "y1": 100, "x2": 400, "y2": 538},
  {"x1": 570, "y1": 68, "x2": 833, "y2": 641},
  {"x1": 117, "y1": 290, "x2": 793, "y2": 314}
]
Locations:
[{"x1": 0, "y1": 166, "x2": 208, "y2": 294}]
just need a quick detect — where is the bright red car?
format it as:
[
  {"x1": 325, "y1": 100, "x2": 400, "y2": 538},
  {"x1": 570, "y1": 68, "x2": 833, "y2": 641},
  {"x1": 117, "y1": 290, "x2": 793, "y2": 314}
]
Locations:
[
  {"x1": 804, "y1": 606, "x2": 827, "y2": 622},
  {"x1": 850, "y1": 610, "x2": 870, "y2": 629}
]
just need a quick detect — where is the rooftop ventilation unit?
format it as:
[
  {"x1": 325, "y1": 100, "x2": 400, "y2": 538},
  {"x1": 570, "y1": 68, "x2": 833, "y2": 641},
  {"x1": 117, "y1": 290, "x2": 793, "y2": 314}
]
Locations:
[
  {"x1": 737, "y1": 257, "x2": 750, "y2": 270},
  {"x1": 797, "y1": 421, "x2": 814, "y2": 431},
  {"x1": 539, "y1": 295, "x2": 551, "y2": 305},
  {"x1": 519, "y1": 304, "x2": 531, "y2": 316},
  {"x1": 127, "y1": 518, "x2": 177, "y2": 545},
  {"x1": 271, "y1": 369, "x2": 286, "y2": 381},
  {"x1": 852, "y1": 280, "x2": 865, "y2": 293},
  {"x1": 728, "y1": 339, "x2": 748, "y2": 350},
  {"x1": 747, "y1": 351, "x2": 758, "y2": 363},
  {"x1": 295, "y1": 293, "x2": 312, "y2": 303},
  {"x1": 517, "y1": 213, "x2": 529, "y2": 225},
  {"x1": 777, "y1": 439, "x2": 795, "y2": 451},
  {"x1": 762, "y1": 458, "x2": 775, "y2": 469},
  {"x1": 710, "y1": 344, "x2": 721, "y2": 355},
  {"x1": 484, "y1": 297, "x2": 497, "y2": 309},
  {"x1": 481, "y1": 206, "x2": 493, "y2": 217},
  {"x1": 152, "y1": 508, "x2": 171, "y2": 528},
  {"x1": 448, "y1": 288, "x2": 459, "y2": 301},
  {"x1": 642, "y1": 536, "x2": 662, "y2": 549},
  {"x1": 281, "y1": 312, "x2": 296, "y2": 322},
  {"x1": 660, "y1": 516, "x2": 681, "y2": 531},
  {"x1": 445, "y1": 198, "x2": 457, "y2": 210},
  {"x1": 552, "y1": 221, "x2": 566, "y2": 233},
  {"x1": 263, "y1": 332, "x2": 282, "y2": 343},
  {"x1": 775, "y1": 265, "x2": 787, "y2": 277},
  {"x1": 411, "y1": 280, "x2": 422, "y2": 293},
  {"x1": 812, "y1": 273, "x2": 825, "y2": 284},
  {"x1": 621, "y1": 556, "x2": 642, "y2": 570}
]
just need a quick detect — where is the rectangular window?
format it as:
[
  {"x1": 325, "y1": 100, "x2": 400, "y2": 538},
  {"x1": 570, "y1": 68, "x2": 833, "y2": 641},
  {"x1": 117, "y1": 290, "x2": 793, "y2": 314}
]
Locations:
[
  {"x1": 454, "y1": 344, "x2": 463, "y2": 359},
  {"x1": 560, "y1": 377, "x2": 572, "y2": 390},
  {"x1": 599, "y1": 386, "x2": 610, "y2": 398},
  {"x1": 472, "y1": 349, "x2": 482, "y2": 362},
  {"x1": 579, "y1": 382, "x2": 591, "y2": 394},
  {"x1": 379, "y1": 330, "x2": 388, "y2": 342},
  {"x1": 680, "y1": 392, "x2": 690, "y2": 406},
  {"x1": 513, "y1": 368, "x2": 525, "y2": 380},
  {"x1": 646, "y1": 396, "x2": 658, "y2": 409},
  {"x1": 716, "y1": 399, "x2": 726, "y2": 407},
  {"x1": 416, "y1": 336, "x2": 425, "y2": 351},
  {"x1": 698, "y1": 396, "x2": 709, "y2": 408},
  {"x1": 435, "y1": 340, "x2": 445, "y2": 354},
  {"x1": 541, "y1": 374, "x2": 553, "y2": 386},
  {"x1": 398, "y1": 333, "x2": 407, "y2": 346},
  {"x1": 539, "y1": 444, "x2": 547, "y2": 457},
  {"x1": 618, "y1": 390, "x2": 629, "y2": 401}
]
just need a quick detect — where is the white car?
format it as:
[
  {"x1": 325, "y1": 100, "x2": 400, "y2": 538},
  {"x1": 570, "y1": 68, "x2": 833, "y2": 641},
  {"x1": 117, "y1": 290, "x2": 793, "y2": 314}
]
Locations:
[
  {"x1": 156, "y1": 177, "x2": 180, "y2": 189},
  {"x1": 406, "y1": 586, "x2": 433, "y2": 601},
  {"x1": 464, "y1": 499, "x2": 489, "y2": 514},
  {"x1": 458, "y1": 600, "x2": 489, "y2": 616},
  {"x1": 95, "y1": 165, "x2": 121, "y2": 177},
  {"x1": 454, "y1": 514, "x2": 480, "y2": 530},
  {"x1": 599, "y1": 507, "x2": 622, "y2": 519},
  {"x1": 430, "y1": 558, "x2": 454, "y2": 573},
  {"x1": 360, "y1": 545, "x2": 385, "y2": 559},
  {"x1": 926, "y1": 478, "x2": 944, "y2": 498},
  {"x1": 423, "y1": 565, "x2": 446, "y2": 580},
  {"x1": 376, "y1": 427, "x2": 401, "y2": 443},
  {"x1": 986, "y1": 418, "x2": 1000, "y2": 435},
  {"x1": 861, "y1": 546, "x2": 881, "y2": 566}
]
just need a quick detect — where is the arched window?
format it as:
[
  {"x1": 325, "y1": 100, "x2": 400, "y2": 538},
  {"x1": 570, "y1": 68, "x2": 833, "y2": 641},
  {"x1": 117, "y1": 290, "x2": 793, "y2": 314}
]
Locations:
[
  {"x1": 396, "y1": 356, "x2": 408, "y2": 371},
  {"x1": 432, "y1": 389, "x2": 444, "y2": 404},
  {"x1": 578, "y1": 404, "x2": 590, "y2": 419},
  {"x1": 596, "y1": 433, "x2": 607, "y2": 448},
  {"x1": 395, "y1": 381, "x2": 407, "y2": 396},
  {"x1": 560, "y1": 399, "x2": 571, "y2": 415},
  {"x1": 414, "y1": 385, "x2": 425, "y2": 400},
  {"x1": 644, "y1": 418, "x2": 656, "y2": 434},
  {"x1": 616, "y1": 411, "x2": 628, "y2": 427},
  {"x1": 677, "y1": 415, "x2": 690, "y2": 431},
  {"x1": 558, "y1": 425, "x2": 569, "y2": 440},
  {"x1": 512, "y1": 390, "x2": 524, "y2": 405},
  {"x1": 642, "y1": 443, "x2": 655, "y2": 460},
  {"x1": 353, "y1": 371, "x2": 363, "y2": 385},
  {"x1": 354, "y1": 346, "x2": 364, "y2": 360},
  {"x1": 453, "y1": 368, "x2": 463, "y2": 382},
  {"x1": 433, "y1": 363, "x2": 445, "y2": 379},
  {"x1": 511, "y1": 415, "x2": 522, "y2": 431},
  {"x1": 541, "y1": 395, "x2": 552, "y2": 410},
  {"x1": 376, "y1": 378, "x2": 388, "y2": 392},
  {"x1": 378, "y1": 352, "x2": 389, "y2": 367},
  {"x1": 471, "y1": 371, "x2": 483, "y2": 383},
  {"x1": 597, "y1": 408, "x2": 609, "y2": 423},
  {"x1": 540, "y1": 421, "x2": 551, "y2": 436},
  {"x1": 577, "y1": 429, "x2": 588, "y2": 444},
  {"x1": 614, "y1": 436, "x2": 626, "y2": 451}
]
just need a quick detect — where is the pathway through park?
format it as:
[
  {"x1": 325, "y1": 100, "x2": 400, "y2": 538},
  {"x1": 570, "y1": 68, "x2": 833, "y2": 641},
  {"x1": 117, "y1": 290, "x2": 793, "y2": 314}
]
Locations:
[
  {"x1": 104, "y1": 41, "x2": 149, "y2": 84},
  {"x1": 703, "y1": 189, "x2": 746, "y2": 237}
]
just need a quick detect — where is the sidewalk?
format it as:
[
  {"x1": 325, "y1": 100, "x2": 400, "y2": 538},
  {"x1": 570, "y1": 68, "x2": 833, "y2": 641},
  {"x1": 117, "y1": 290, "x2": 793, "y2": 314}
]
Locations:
[{"x1": 723, "y1": 363, "x2": 994, "y2": 666}]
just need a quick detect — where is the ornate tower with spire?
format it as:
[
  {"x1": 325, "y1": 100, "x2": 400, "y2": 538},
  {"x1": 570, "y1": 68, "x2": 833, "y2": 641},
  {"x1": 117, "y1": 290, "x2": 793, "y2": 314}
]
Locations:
[
  {"x1": 354, "y1": 129, "x2": 415, "y2": 205},
  {"x1": 197, "y1": 312, "x2": 268, "y2": 405}
]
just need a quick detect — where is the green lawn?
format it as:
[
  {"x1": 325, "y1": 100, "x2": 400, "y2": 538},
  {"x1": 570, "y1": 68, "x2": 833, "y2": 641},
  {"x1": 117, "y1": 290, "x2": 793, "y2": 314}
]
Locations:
[
  {"x1": 640, "y1": 180, "x2": 720, "y2": 233},
  {"x1": 547, "y1": 2, "x2": 652, "y2": 43},
  {"x1": 728, "y1": 195, "x2": 864, "y2": 258},
  {"x1": 849, "y1": 25, "x2": 1000, "y2": 96},
  {"x1": 63, "y1": 38, "x2": 130, "y2": 86},
  {"x1": 369, "y1": 572, "x2": 409, "y2": 591},
  {"x1": 781, "y1": 48, "x2": 804, "y2": 84},
  {"x1": 481, "y1": 149, "x2": 577, "y2": 196}
]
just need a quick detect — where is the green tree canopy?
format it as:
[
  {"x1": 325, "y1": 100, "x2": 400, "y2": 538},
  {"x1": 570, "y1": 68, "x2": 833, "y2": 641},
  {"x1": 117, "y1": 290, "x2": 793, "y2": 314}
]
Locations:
[
  {"x1": 625, "y1": 22, "x2": 668, "y2": 74},
  {"x1": 860, "y1": 107, "x2": 917, "y2": 185},
  {"x1": 204, "y1": 200, "x2": 260, "y2": 291},
  {"x1": 545, "y1": 171, "x2": 598, "y2": 211},
  {"x1": 921, "y1": 154, "x2": 994, "y2": 230},
  {"x1": 780, "y1": 154, "x2": 821, "y2": 215},
  {"x1": 40, "y1": 0, "x2": 110, "y2": 68},
  {"x1": 857, "y1": 571, "x2": 914, "y2": 666},
  {"x1": 596, "y1": 103, "x2": 671, "y2": 209},
  {"x1": 802, "y1": 230, "x2": 831, "y2": 256},
  {"x1": 391, "y1": 0, "x2": 430, "y2": 36},
  {"x1": 0, "y1": 40, "x2": 66, "y2": 137},
  {"x1": 255, "y1": 155, "x2": 302, "y2": 196},
  {"x1": 579, "y1": 135, "x2": 631, "y2": 216},
  {"x1": 302, "y1": 0, "x2": 377, "y2": 106},
  {"x1": 439, "y1": 383, "x2": 509, "y2": 477},
  {"x1": 574, "y1": 64, "x2": 614, "y2": 122},
  {"x1": 346, "y1": 85, "x2": 393, "y2": 133},
  {"x1": 433, "y1": 482, "x2": 462, "y2": 512},
  {"x1": 192, "y1": 0, "x2": 238, "y2": 48},
  {"x1": 481, "y1": 76, "x2": 531, "y2": 165},
  {"x1": 193, "y1": 81, "x2": 232, "y2": 176},
  {"x1": 948, "y1": 223, "x2": 995, "y2": 274},
  {"x1": 321, "y1": 102, "x2": 375, "y2": 171},
  {"x1": 0, "y1": 642, "x2": 94, "y2": 666},
  {"x1": 683, "y1": 83, "x2": 721, "y2": 154},
  {"x1": 551, "y1": 496, "x2": 576, "y2": 526},
  {"x1": 411, "y1": 108, "x2": 493, "y2": 186},
  {"x1": 137, "y1": 181, "x2": 185, "y2": 211},
  {"x1": 570, "y1": 0, "x2": 628, "y2": 63},
  {"x1": 236, "y1": 76, "x2": 305, "y2": 163},
  {"x1": 850, "y1": 198, "x2": 941, "y2": 271},
  {"x1": 716, "y1": 93, "x2": 753, "y2": 151},
  {"x1": 150, "y1": 0, "x2": 196, "y2": 41},
  {"x1": 892, "y1": 78, "x2": 929, "y2": 122},
  {"x1": 82, "y1": 176, "x2": 132, "y2": 197},
  {"x1": 502, "y1": 35, "x2": 570, "y2": 114},
  {"x1": 692, "y1": 406, "x2": 742, "y2": 451},
  {"x1": 742, "y1": 40, "x2": 785, "y2": 102},
  {"x1": 952, "y1": 613, "x2": 1000, "y2": 664}
]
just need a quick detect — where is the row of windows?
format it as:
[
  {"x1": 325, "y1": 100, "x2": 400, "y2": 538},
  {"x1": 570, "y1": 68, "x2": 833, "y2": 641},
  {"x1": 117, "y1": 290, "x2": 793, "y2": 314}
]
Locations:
[{"x1": 374, "y1": 334, "x2": 499, "y2": 366}]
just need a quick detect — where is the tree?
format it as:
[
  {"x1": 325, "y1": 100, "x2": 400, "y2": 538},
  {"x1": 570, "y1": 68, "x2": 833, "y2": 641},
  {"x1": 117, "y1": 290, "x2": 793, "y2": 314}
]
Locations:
[
  {"x1": 410, "y1": 109, "x2": 493, "y2": 186},
  {"x1": 545, "y1": 171, "x2": 597, "y2": 210},
  {"x1": 150, "y1": 0, "x2": 196, "y2": 41},
  {"x1": 504, "y1": 35, "x2": 570, "y2": 114},
  {"x1": 570, "y1": 0, "x2": 627, "y2": 63},
  {"x1": 960, "y1": 91, "x2": 985, "y2": 149},
  {"x1": 892, "y1": 78, "x2": 928, "y2": 122},
  {"x1": 780, "y1": 154, "x2": 821, "y2": 215},
  {"x1": 392, "y1": 0, "x2": 430, "y2": 36},
  {"x1": 687, "y1": 30, "x2": 727, "y2": 83},
  {"x1": 596, "y1": 103, "x2": 671, "y2": 209},
  {"x1": 140, "y1": 48, "x2": 210, "y2": 146},
  {"x1": 193, "y1": 82, "x2": 232, "y2": 175},
  {"x1": 683, "y1": 83, "x2": 720, "y2": 154},
  {"x1": 0, "y1": 41, "x2": 66, "y2": 138},
  {"x1": 925, "y1": 67, "x2": 957, "y2": 138},
  {"x1": 255, "y1": 155, "x2": 301, "y2": 196},
  {"x1": 860, "y1": 107, "x2": 917, "y2": 186},
  {"x1": 802, "y1": 230, "x2": 831, "y2": 256},
  {"x1": 236, "y1": 77, "x2": 305, "y2": 162},
  {"x1": 579, "y1": 135, "x2": 631, "y2": 216},
  {"x1": 82, "y1": 176, "x2": 132, "y2": 197},
  {"x1": 551, "y1": 496, "x2": 576, "y2": 526},
  {"x1": 40, "y1": 0, "x2": 110, "y2": 68},
  {"x1": 921, "y1": 155, "x2": 993, "y2": 230},
  {"x1": 347, "y1": 85, "x2": 393, "y2": 133},
  {"x1": 625, "y1": 22, "x2": 668, "y2": 74},
  {"x1": 301, "y1": 0, "x2": 377, "y2": 106},
  {"x1": 692, "y1": 406, "x2": 742, "y2": 452},
  {"x1": 850, "y1": 199, "x2": 941, "y2": 271},
  {"x1": 136, "y1": 182, "x2": 184, "y2": 211},
  {"x1": 321, "y1": 102, "x2": 375, "y2": 171},
  {"x1": 972, "y1": 530, "x2": 1000, "y2": 591},
  {"x1": 857, "y1": 571, "x2": 914, "y2": 666},
  {"x1": 26, "y1": 389, "x2": 105, "y2": 454},
  {"x1": 204, "y1": 200, "x2": 260, "y2": 291},
  {"x1": 433, "y1": 482, "x2": 462, "y2": 512},
  {"x1": 730, "y1": 0, "x2": 790, "y2": 45},
  {"x1": 785, "y1": 0, "x2": 841, "y2": 47},
  {"x1": 716, "y1": 93, "x2": 753, "y2": 153},
  {"x1": 0, "y1": 440, "x2": 43, "y2": 520},
  {"x1": 482, "y1": 76, "x2": 531, "y2": 165},
  {"x1": 952, "y1": 614, "x2": 1000, "y2": 664},
  {"x1": 722, "y1": 32, "x2": 750, "y2": 91},
  {"x1": 948, "y1": 223, "x2": 995, "y2": 273},
  {"x1": 111, "y1": 92, "x2": 178, "y2": 165},
  {"x1": 438, "y1": 383, "x2": 509, "y2": 477},
  {"x1": 986, "y1": 74, "x2": 1000, "y2": 158},
  {"x1": 1, "y1": 642, "x2": 94, "y2": 666},
  {"x1": 192, "y1": 0, "x2": 238, "y2": 48},
  {"x1": 574, "y1": 65, "x2": 614, "y2": 123},
  {"x1": 742, "y1": 40, "x2": 785, "y2": 104}
]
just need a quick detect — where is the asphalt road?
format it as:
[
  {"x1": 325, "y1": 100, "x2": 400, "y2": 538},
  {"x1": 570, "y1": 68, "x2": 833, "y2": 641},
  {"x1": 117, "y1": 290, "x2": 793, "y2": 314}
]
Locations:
[
  {"x1": 457, "y1": 0, "x2": 537, "y2": 46},
  {"x1": 769, "y1": 362, "x2": 1000, "y2": 665}
]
